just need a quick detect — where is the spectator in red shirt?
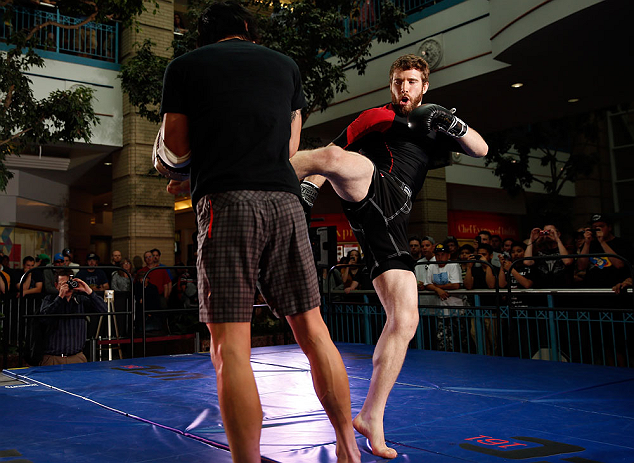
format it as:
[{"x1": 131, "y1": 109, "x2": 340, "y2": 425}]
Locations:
[{"x1": 136, "y1": 251, "x2": 172, "y2": 298}]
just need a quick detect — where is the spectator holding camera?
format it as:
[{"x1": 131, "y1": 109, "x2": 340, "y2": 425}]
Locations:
[
  {"x1": 524, "y1": 224, "x2": 573, "y2": 288},
  {"x1": 463, "y1": 243, "x2": 499, "y2": 355},
  {"x1": 577, "y1": 214, "x2": 634, "y2": 288},
  {"x1": 499, "y1": 242, "x2": 534, "y2": 304},
  {"x1": 475, "y1": 230, "x2": 501, "y2": 267},
  {"x1": 39, "y1": 269, "x2": 107, "y2": 365},
  {"x1": 463, "y1": 243, "x2": 497, "y2": 291}
]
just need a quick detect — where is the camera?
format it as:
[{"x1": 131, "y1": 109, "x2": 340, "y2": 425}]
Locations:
[
  {"x1": 539, "y1": 230, "x2": 550, "y2": 236},
  {"x1": 67, "y1": 275, "x2": 79, "y2": 289},
  {"x1": 472, "y1": 254, "x2": 482, "y2": 260}
]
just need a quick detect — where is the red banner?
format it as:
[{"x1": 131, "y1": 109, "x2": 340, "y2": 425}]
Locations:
[
  {"x1": 448, "y1": 210, "x2": 520, "y2": 241},
  {"x1": 310, "y1": 213, "x2": 357, "y2": 243}
]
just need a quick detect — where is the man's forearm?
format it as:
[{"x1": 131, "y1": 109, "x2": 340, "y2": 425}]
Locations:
[
  {"x1": 602, "y1": 242, "x2": 625, "y2": 268},
  {"x1": 577, "y1": 242, "x2": 591, "y2": 270},
  {"x1": 557, "y1": 240, "x2": 574, "y2": 266},
  {"x1": 458, "y1": 126, "x2": 488, "y2": 158}
]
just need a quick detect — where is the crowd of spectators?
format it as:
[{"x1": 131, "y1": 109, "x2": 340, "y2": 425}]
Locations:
[
  {"x1": 0, "y1": 247, "x2": 199, "y2": 336},
  {"x1": 323, "y1": 213, "x2": 633, "y2": 364},
  {"x1": 1, "y1": 212, "x2": 632, "y2": 364},
  {"x1": 328, "y1": 213, "x2": 633, "y2": 296}
]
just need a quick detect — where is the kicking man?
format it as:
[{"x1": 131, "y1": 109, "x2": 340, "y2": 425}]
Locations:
[{"x1": 292, "y1": 54, "x2": 488, "y2": 459}]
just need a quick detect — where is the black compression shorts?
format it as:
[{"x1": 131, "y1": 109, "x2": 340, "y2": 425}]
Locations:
[{"x1": 342, "y1": 167, "x2": 416, "y2": 280}]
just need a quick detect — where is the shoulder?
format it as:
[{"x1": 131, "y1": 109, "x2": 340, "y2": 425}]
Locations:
[
  {"x1": 43, "y1": 294, "x2": 57, "y2": 303},
  {"x1": 353, "y1": 104, "x2": 397, "y2": 128},
  {"x1": 611, "y1": 236, "x2": 633, "y2": 248}
]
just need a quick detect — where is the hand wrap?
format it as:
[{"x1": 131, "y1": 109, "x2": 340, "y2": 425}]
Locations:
[{"x1": 152, "y1": 130, "x2": 191, "y2": 181}]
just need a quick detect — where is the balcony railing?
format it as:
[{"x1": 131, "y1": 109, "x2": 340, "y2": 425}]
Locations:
[
  {"x1": 344, "y1": 0, "x2": 453, "y2": 36},
  {"x1": 0, "y1": 5, "x2": 119, "y2": 64}
]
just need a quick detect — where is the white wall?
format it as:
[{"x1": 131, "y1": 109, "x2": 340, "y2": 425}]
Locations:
[
  {"x1": 305, "y1": 0, "x2": 503, "y2": 128},
  {"x1": 446, "y1": 149, "x2": 576, "y2": 197},
  {"x1": 28, "y1": 58, "x2": 123, "y2": 147},
  {"x1": 0, "y1": 170, "x2": 69, "y2": 232},
  {"x1": 488, "y1": 0, "x2": 602, "y2": 60}
]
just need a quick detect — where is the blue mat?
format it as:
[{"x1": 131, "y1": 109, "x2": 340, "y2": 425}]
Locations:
[{"x1": 3, "y1": 344, "x2": 633, "y2": 462}]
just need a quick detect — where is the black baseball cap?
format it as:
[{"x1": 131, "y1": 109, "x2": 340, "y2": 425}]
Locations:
[
  {"x1": 87, "y1": 253, "x2": 99, "y2": 261},
  {"x1": 590, "y1": 213, "x2": 611, "y2": 225},
  {"x1": 434, "y1": 243, "x2": 448, "y2": 253}
]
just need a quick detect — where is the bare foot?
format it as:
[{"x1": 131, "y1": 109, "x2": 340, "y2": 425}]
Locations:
[{"x1": 353, "y1": 414, "x2": 397, "y2": 459}]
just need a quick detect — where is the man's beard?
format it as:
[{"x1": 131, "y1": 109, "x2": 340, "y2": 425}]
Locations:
[{"x1": 392, "y1": 91, "x2": 423, "y2": 116}]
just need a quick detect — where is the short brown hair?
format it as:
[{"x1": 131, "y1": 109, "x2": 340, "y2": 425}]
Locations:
[
  {"x1": 389, "y1": 54, "x2": 430, "y2": 83},
  {"x1": 55, "y1": 269, "x2": 74, "y2": 283}
]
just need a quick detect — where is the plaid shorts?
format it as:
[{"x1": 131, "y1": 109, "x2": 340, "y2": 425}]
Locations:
[{"x1": 196, "y1": 190, "x2": 321, "y2": 323}]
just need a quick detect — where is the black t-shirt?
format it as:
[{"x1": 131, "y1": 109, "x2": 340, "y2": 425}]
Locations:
[
  {"x1": 532, "y1": 247, "x2": 573, "y2": 289},
  {"x1": 332, "y1": 103, "x2": 462, "y2": 196},
  {"x1": 160, "y1": 40, "x2": 306, "y2": 209},
  {"x1": 14, "y1": 268, "x2": 43, "y2": 291},
  {"x1": 506, "y1": 264, "x2": 534, "y2": 307},
  {"x1": 585, "y1": 236, "x2": 634, "y2": 288}
]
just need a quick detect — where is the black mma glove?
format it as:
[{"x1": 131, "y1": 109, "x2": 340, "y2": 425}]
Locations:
[
  {"x1": 407, "y1": 104, "x2": 468, "y2": 138},
  {"x1": 300, "y1": 180, "x2": 320, "y2": 224}
]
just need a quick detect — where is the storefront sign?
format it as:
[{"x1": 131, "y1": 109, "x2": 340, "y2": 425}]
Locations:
[
  {"x1": 310, "y1": 213, "x2": 357, "y2": 243},
  {"x1": 448, "y1": 210, "x2": 520, "y2": 241}
]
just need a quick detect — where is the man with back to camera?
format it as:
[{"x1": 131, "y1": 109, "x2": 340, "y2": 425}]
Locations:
[
  {"x1": 155, "y1": 2, "x2": 360, "y2": 462},
  {"x1": 291, "y1": 54, "x2": 488, "y2": 458}
]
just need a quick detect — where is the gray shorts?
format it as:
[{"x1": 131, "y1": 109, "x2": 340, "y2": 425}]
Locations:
[{"x1": 196, "y1": 190, "x2": 320, "y2": 323}]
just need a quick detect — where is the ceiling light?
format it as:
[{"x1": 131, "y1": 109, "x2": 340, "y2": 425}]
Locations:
[
  {"x1": 104, "y1": 162, "x2": 112, "y2": 166},
  {"x1": 568, "y1": 98, "x2": 579, "y2": 103},
  {"x1": 511, "y1": 83, "x2": 523, "y2": 88},
  {"x1": 103, "y1": 203, "x2": 108, "y2": 206}
]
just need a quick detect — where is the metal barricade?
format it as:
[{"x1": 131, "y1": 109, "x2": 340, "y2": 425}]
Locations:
[
  {"x1": 15, "y1": 265, "x2": 134, "y2": 367},
  {"x1": 323, "y1": 254, "x2": 634, "y2": 367},
  {"x1": 140, "y1": 265, "x2": 200, "y2": 357}
]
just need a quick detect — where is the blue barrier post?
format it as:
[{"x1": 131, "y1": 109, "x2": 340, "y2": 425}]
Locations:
[
  {"x1": 547, "y1": 294, "x2": 560, "y2": 361},
  {"x1": 473, "y1": 294, "x2": 485, "y2": 355}
]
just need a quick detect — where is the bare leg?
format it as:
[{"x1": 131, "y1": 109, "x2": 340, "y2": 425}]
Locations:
[
  {"x1": 286, "y1": 308, "x2": 361, "y2": 463},
  {"x1": 352, "y1": 270, "x2": 419, "y2": 459},
  {"x1": 207, "y1": 322, "x2": 262, "y2": 463},
  {"x1": 290, "y1": 146, "x2": 374, "y2": 203}
]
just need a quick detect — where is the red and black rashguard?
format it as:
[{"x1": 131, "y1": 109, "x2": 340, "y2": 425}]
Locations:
[
  {"x1": 332, "y1": 103, "x2": 462, "y2": 197},
  {"x1": 332, "y1": 103, "x2": 463, "y2": 279}
]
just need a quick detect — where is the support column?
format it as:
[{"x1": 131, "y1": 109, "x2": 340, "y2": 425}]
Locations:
[
  {"x1": 112, "y1": 1, "x2": 176, "y2": 266},
  {"x1": 409, "y1": 168, "x2": 448, "y2": 241}
]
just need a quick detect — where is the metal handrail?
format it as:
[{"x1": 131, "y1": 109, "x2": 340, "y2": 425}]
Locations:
[
  {"x1": 0, "y1": 5, "x2": 119, "y2": 63},
  {"x1": 140, "y1": 265, "x2": 199, "y2": 357}
]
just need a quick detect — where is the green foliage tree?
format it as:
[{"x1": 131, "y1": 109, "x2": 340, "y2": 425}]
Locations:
[
  {"x1": 0, "y1": 0, "x2": 154, "y2": 191},
  {"x1": 484, "y1": 113, "x2": 599, "y2": 196},
  {"x1": 484, "y1": 113, "x2": 600, "y2": 225},
  {"x1": 120, "y1": 0, "x2": 411, "y2": 124}
]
